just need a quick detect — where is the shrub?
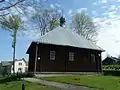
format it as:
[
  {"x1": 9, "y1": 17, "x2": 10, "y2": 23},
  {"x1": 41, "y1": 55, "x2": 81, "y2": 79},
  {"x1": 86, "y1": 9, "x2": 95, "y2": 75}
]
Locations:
[
  {"x1": 0, "y1": 75, "x2": 18, "y2": 83},
  {"x1": 102, "y1": 65, "x2": 120, "y2": 71},
  {"x1": 17, "y1": 73, "x2": 34, "y2": 78}
]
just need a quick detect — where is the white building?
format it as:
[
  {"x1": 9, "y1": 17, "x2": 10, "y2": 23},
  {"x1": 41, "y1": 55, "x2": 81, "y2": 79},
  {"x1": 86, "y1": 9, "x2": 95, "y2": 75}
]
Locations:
[
  {"x1": 0, "y1": 58, "x2": 28, "y2": 74},
  {"x1": 11, "y1": 58, "x2": 28, "y2": 73}
]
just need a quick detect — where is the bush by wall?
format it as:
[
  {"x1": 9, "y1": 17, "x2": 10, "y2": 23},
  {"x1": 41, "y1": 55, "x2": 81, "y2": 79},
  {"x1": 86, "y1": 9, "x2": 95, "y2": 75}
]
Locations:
[{"x1": 103, "y1": 65, "x2": 120, "y2": 71}]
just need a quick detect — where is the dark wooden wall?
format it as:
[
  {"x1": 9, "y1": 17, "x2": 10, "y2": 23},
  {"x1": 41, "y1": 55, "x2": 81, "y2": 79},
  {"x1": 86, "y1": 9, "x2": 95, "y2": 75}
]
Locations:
[
  {"x1": 28, "y1": 44, "x2": 36, "y2": 72},
  {"x1": 28, "y1": 43, "x2": 102, "y2": 72}
]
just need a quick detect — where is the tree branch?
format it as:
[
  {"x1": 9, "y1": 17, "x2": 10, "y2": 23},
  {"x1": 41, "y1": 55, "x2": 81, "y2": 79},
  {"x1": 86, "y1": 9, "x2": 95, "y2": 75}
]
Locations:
[
  {"x1": 0, "y1": 0, "x2": 25, "y2": 11},
  {"x1": 6, "y1": 1, "x2": 24, "y2": 15},
  {"x1": 0, "y1": 13, "x2": 9, "y2": 16},
  {"x1": 0, "y1": 0, "x2": 5, "y2": 3}
]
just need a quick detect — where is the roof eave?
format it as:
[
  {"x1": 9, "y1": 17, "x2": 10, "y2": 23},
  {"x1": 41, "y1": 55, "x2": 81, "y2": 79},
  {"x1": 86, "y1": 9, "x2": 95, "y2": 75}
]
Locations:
[
  {"x1": 26, "y1": 41, "x2": 40, "y2": 54},
  {"x1": 32, "y1": 41, "x2": 105, "y2": 52},
  {"x1": 26, "y1": 42, "x2": 33, "y2": 54}
]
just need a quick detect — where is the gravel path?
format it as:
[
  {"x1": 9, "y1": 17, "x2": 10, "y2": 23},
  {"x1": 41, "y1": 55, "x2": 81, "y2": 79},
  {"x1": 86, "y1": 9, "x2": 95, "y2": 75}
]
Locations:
[{"x1": 24, "y1": 78, "x2": 99, "y2": 90}]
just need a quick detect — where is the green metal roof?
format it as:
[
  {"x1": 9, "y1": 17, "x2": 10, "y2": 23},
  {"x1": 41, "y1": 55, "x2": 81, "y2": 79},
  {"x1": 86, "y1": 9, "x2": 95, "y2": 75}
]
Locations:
[{"x1": 34, "y1": 26, "x2": 104, "y2": 51}]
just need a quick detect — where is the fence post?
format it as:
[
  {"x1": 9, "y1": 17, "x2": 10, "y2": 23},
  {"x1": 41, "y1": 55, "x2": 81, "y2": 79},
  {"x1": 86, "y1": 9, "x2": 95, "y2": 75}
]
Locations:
[{"x1": 22, "y1": 76, "x2": 25, "y2": 90}]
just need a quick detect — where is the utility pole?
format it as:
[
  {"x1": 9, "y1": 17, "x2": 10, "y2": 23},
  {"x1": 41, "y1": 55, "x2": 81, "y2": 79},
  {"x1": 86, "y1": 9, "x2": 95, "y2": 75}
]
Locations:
[{"x1": 22, "y1": 78, "x2": 25, "y2": 90}]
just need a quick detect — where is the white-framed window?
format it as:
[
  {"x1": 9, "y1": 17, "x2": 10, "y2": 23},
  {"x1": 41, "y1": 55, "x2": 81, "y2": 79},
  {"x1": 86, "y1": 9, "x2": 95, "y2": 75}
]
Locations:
[
  {"x1": 19, "y1": 63, "x2": 22, "y2": 66},
  {"x1": 50, "y1": 50, "x2": 56, "y2": 60},
  {"x1": 91, "y1": 54, "x2": 95, "y2": 63},
  {"x1": 69, "y1": 52, "x2": 74, "y2": 61}
]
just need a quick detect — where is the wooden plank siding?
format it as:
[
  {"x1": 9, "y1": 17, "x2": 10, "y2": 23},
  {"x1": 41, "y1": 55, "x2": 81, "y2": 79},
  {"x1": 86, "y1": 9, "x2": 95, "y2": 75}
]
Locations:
[{"x1": 28, "y1": 43, "x2": 102, "y2": 73}]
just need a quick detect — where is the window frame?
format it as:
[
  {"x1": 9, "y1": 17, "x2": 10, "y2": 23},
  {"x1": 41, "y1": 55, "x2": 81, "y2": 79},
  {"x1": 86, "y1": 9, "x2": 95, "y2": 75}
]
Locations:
[
  {"x1": 19, "y1": 62, "x2": 22, "y2": 66},
  {"x1": 69, "y1": 52, "x2": 74, "y2": 61},
  {"x1": 50, "y1": 50, "x2": 56, "y2": 60},
  {"x1": 91, "y1": 54, "x2": 95, "y2": 63}
]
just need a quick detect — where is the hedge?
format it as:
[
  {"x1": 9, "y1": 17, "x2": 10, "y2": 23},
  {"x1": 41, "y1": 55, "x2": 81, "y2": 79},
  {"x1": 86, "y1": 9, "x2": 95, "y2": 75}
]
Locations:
[{"x1": 102, "y1": 65, "x2": 120, "y2": 71}]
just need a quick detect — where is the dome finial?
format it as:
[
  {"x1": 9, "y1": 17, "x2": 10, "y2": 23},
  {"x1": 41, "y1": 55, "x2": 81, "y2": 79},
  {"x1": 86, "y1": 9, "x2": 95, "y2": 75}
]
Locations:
[{"x1": 60, "y1": 16, "x2": 65, "y2": 27}]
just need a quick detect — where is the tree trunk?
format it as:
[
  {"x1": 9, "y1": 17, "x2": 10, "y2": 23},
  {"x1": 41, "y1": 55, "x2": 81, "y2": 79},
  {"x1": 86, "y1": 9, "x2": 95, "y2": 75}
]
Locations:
[
  {"x1": 12, "y1": 30, "x2": 17, "y2": 74},
  {"x1": 13, "y1": 45, "x2": 16, "y2": 74}
]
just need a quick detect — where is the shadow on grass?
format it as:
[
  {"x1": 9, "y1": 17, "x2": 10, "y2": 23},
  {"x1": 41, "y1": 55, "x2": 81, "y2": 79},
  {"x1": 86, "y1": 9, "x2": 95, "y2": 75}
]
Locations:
[
  {"x1": 0, "y1": 73, "x2": 34, "y2": 84},
  {"x1": 0, "y1": 76, "x2": 18, "y2": 84}
]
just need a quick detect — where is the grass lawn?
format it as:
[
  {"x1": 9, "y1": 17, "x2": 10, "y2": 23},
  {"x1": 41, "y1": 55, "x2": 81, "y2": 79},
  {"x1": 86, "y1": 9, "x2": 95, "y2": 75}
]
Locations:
[
  {"x1": 41, "y1": 75, "x2": 120, "y2": 90},
  {"x1": 0, "y1": 78, "x2": 60, "y2": 90}
]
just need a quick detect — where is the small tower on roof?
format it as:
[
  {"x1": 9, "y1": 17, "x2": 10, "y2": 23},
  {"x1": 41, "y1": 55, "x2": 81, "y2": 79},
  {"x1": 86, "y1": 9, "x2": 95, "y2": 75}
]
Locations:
[{"x1": 60, "y1": 16, "x2": 65, "y2": 27}]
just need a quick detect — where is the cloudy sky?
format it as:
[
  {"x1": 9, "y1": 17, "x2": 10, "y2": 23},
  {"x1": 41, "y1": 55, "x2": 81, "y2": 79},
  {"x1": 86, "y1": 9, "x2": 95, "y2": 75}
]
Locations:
[{"x1": 0, "y1": 0, "x2": 120, "y2": 60}]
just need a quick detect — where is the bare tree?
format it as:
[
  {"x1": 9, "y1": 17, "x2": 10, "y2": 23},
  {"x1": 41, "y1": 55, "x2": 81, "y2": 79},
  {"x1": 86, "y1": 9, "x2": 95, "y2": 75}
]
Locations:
[
  {"x1": 0, "y1": 0, "x2": 25, "y2": 16},
  {"x1": 0, "y1": 15, "x2": 24, "y2": 74},
  {"x1": 30, "y1": 8, "x2": 61, "y2": 36},
  {"x1": 71, "y1": 11, "x2": 97, "y2": 42},
  {"x1": 15, "y1": 0, "x2": 62, "y2": 37}
]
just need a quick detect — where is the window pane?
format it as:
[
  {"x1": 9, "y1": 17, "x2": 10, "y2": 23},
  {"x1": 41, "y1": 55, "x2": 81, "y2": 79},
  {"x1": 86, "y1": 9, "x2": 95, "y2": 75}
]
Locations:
[
  {"x1": 19, "y1": 63, "x2": 22, "y2": 65},
  {"x1": 69, "y1": 52, "x2": 74, "y2": 61},
  {"x1": 91, "y1": 54, "x2": 95, "y2": 63},
  {"x1": 50, "y1": 50, "x2": 55, "y2": 60}
]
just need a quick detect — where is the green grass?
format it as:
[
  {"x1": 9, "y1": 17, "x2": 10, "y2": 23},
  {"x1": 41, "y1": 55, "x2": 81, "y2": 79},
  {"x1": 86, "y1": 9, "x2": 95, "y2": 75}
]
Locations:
[
  {"x1": 41, "y1": 75, "x2": 120, "y2": 90},
  {"x1": 0, "y1": 77, "x2": 60, "y2": 90}
]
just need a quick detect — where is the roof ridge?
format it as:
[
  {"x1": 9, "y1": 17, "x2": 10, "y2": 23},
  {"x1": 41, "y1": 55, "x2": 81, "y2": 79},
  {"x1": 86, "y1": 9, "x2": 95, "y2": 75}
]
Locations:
[{"x1": 35, "y1": 26, "x2": 63, "y2": 42}]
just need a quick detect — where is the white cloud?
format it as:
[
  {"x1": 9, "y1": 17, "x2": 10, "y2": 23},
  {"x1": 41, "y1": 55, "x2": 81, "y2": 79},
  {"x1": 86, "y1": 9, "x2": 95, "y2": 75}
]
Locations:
[
  {"x1": 58, "y1": 9, "x2": 62, "y2": 13},
  {"x1": 68, "y1": 9, "x2": 72, "y2": 15},
  {"x1": 93, "y1": 0, "x2": 120, "y2": 6},
  {"x1": 92, "y1": 2, "x2": 97, "y2": 5},
  {"x1": 21, "y1": 16, "x2": 28, "y2": 22},
  {"x1": 109, "y1": 5, "x2": 117, "y2": 11},
  {"x1": 108, "y1": 12, "x2": 117, "y2": 18},
  {"x1": 93, "y1": 11, "x2": 120, "y2": 59},
  {"x1": 55, "y1": 3, "x2": 61, "y2": 7},
  {"x1": 102, "y1": 11, "x2": 117, "y2": 18},
  {"x1": 10, "y1": 7, "x2": 24, "y2": 15},
  {"x1": 117, "y1": 0, "x2": 120, "y2": 2},
  {"x1": 92, "y1": 0, "x2": 120, "y2": 59},
  {"x1": 102, "y1": 4, "x2": 119, "y2": 18},
  {"x1": 77, "y1": 8, "x2": 87, "y2": 13},
  {"x1": 27, "y1": 6, "x2": 36, "y2": 14},
  {"x1": 24, "y1": 29, "x2": 40, "y2": 40},
  {"x1": 50, "y1": 4, "x2": 55, "y2": 8},
  {"x1": 97, "y1": 21, "x2": 120, "y2": 58},
  {"x1": 80, "y1": 8, "x2": 87, "y2": 11},
  {"x1": 101, "y1": 5, "x2": 109, "y2": 8},
  {"x1": 112, "y1": 0, "x2": 120, "y2": 2},
  {"x1": 92, "y1": 11, "x2": 98, "y2": 16},
  {"x1": 92, "y1": 0, "x2": 107, "y2": 5},
  {"x1": 5, "y1": 0, "x2": 9, "y2": 2},
  {"x1": 100, "y1": 0, "x2": 107, "y2": 3}
]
